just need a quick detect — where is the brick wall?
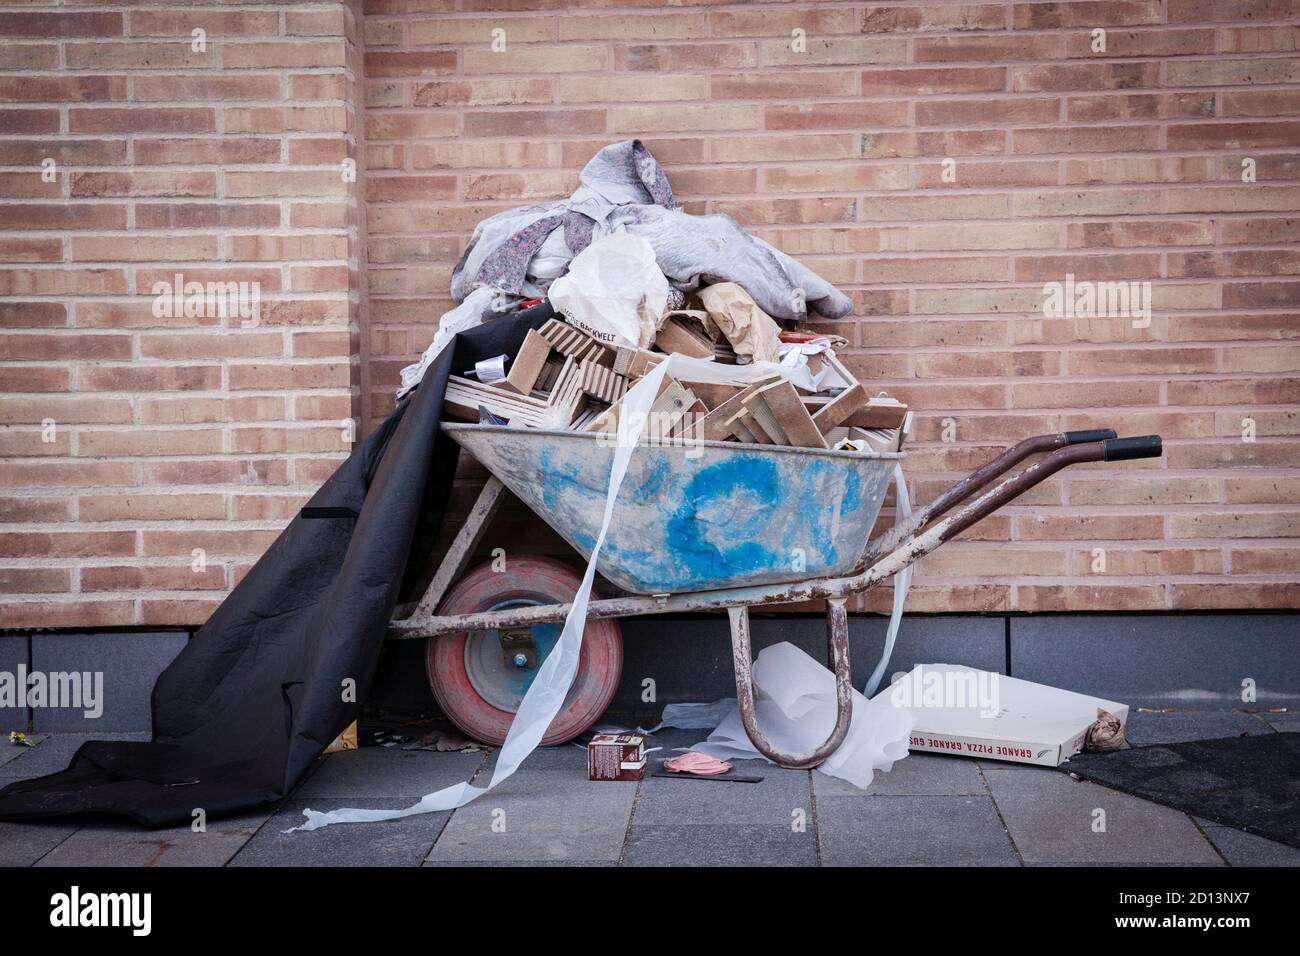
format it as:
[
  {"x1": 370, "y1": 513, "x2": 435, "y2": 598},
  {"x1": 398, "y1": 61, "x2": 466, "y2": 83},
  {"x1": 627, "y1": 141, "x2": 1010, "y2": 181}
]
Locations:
[
  {"x1": 0, "y1": 1, "x2": 365, "y2": 629},
  {"x1": 2, "y1": 0, "x2": 1298, "y2": 628}
]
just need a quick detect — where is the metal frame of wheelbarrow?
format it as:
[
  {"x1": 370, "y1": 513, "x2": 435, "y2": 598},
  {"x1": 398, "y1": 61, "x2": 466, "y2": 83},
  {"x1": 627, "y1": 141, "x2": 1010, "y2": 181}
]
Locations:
[{"x1": 390, "y1": 429, "x2": 1164, "y2": 770}]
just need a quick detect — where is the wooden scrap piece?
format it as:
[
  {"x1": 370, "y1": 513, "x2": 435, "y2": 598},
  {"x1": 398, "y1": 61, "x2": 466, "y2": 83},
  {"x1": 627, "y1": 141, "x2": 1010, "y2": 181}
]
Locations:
[
  {"x1": 538, "y1": 356, "x2": 586, "y2": 428},
  {"x1": 579, "y1": 359, "x2": 628, "y2": 404},
  {"x1": 746, "y1": 380, "x2": 828, "y2": 449},
  {"x1": 855, "y1": 394, "x2": 909, "y2": 429},
  {"x1": 805, "y1": 392, "x2": 910, "y2": 430},
  {"x1": 690, "y1": 382, "x2": 742, "y2": 411},
  {"x1": 646, "y1": 379, "x2": 698, "y2": 440},
  {"x1": 654, "y1": 315, "x2": 715, "y2": 359},
  {"x1": 722, "y1": 407, "x2": 770, "y2": 444},
  {"x1": 811, "y1": 382, "x2": 869, "y2": 435},
  {"x1": 613, "y1": 346, "x2": 662, "y2": 378},
  {"x1": 672, "y1": 398, "x2": 708, "y2": 440},
  {"x1": 497, "y1": 328, "x2": 552, "y2": 396},
  {"x1": 534, "y1": 358, "x2": 563, "y2": 393},
  {"x1": 696, "y1": 374, "x2": 782, "y2": 442},
  {"x1": 539, "y1": 318, "x2": 614, "y2": 366},
  {"x1": 444, "y1": 375, "x2": 548, "y2": 426}
]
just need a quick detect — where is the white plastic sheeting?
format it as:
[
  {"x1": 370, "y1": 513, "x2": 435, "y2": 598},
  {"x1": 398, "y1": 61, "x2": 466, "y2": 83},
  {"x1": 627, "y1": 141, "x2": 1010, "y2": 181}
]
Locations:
[{"x1": 547, "y1": 233, "x2": 669, "y2": 350}]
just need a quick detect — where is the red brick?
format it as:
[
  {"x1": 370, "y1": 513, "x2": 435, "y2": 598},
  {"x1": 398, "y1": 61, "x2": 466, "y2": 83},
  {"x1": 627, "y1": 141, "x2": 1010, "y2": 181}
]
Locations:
[
  {"x1": 0, "y1": 12, "x2": 123, "y2": 37},
  {"x1": 0, "y1": 601, "x2": 134, "y2": 629},
  {"x1": 1171, "y1": 584, "x2": 1300, "y2": 610},
  {"x1": 129, "y1": 10, "x2": 278, "y2": 37},
  {"x1": 0, "y1": 109, "x2": 59, "y2": 134},
  {"x1": 1019, "y1": 585, "x2": 1165, "y2": 611},
  {"x1": 0, "y1": 76, "x2": 127, "y2": 104},
  {"x1": 0, "y1": 531, "x2": 135, "y2": 559}
]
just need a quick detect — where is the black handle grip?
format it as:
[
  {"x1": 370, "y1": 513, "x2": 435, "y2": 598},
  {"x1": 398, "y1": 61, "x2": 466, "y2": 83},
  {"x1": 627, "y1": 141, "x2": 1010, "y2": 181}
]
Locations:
[
  {"x1": 1064, "y1": 428, "x2": 1117, "y2": 445},
  {"x1": 1103, "y1": 435, "x2": 1163, "y2": 461}
]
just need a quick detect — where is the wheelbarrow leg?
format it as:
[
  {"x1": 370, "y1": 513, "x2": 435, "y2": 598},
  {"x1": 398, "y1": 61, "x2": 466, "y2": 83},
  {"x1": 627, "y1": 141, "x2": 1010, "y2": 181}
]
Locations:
[{"x1": 728, "y1": 599, "x2": 853, "y2": 770}]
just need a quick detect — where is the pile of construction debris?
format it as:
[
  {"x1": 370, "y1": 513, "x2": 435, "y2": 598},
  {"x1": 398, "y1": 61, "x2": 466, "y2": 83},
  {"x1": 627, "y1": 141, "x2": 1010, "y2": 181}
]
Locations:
[
  {"x1": 405, "y1": 138, "x2": 910, "y2": 453},
  {"x1": 443, "y1": 290, "x2": 910, "y2": 455}
]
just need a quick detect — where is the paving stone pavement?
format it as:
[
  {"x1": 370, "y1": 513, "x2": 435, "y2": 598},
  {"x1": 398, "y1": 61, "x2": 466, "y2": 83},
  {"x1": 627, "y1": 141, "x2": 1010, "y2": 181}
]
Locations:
[{"x1": 0, "y1": 712, "x2": 1295, "y2": 867}]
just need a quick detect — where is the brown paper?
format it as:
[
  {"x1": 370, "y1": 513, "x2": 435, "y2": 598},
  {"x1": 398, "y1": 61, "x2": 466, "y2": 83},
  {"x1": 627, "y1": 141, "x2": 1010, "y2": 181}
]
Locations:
[{"x1": 698, "y1": 283, "x2": 781, "y2": 364}]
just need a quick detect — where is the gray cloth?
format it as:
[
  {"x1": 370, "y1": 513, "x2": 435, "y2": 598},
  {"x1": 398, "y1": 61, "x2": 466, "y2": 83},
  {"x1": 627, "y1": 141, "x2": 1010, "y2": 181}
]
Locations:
[{"x1": 450, "y1": 140, "x2": 852, "y2": 322}]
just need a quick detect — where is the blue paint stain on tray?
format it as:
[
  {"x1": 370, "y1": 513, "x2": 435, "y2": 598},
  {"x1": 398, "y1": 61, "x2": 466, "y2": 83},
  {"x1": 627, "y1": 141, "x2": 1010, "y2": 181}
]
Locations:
[{"x1": 448, "y1": 425, "x2": 899, "y2": 595}]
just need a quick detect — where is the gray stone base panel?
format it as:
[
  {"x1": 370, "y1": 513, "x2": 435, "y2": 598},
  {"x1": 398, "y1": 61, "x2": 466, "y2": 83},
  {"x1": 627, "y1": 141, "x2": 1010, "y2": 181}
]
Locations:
[{"x1": 3, "y1": 631, "x2": 187, "y2": 734}]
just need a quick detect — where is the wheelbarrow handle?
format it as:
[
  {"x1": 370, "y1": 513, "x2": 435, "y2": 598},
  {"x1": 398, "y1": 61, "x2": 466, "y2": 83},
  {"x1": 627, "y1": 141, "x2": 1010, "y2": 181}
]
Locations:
[
  {"x1": 1064, "y1": 428, "x2": 1118, "y2": 445},
  {"x1": 861, "y1": 427, "x2": 1118, "y2": 567},
  {"x1": 1104, "y1": 434, "x2": 1163, "y2": 461},
  {"x1": 872, "y1": 434, "x2": 1165, "y2": 574}
]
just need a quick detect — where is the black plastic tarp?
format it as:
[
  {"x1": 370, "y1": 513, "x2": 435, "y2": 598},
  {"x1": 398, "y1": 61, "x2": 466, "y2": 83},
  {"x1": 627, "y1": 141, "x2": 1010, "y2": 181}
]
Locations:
[{"x1": 0, "y1": 306, "x2": 552, "y2": 828}]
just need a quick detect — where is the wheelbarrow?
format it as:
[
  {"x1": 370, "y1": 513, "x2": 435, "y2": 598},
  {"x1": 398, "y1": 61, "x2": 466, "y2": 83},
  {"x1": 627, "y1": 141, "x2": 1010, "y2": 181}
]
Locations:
[{"x1": 389, "y1": 424, "x2": 1163, "y2": 769}]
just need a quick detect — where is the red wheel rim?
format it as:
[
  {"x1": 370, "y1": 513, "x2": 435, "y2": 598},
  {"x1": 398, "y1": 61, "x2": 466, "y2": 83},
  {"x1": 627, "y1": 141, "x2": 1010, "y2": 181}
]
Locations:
[{"x1": 425, "y1": 556, "x2": 623, "y2": 746}]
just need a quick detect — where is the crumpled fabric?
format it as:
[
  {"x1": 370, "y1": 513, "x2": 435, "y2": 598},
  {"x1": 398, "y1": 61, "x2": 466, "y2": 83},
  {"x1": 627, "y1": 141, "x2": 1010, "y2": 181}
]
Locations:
[
  {"x1": 452, "y1": 139, "x2": 673, "y2": 302},
  {"x1": 451, "y1": 139, "x2": 852, "y2": 323}
]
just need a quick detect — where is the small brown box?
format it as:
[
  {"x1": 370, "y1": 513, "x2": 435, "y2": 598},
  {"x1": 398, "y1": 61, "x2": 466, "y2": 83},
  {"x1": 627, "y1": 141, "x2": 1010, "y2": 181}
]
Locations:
[{"x1": 587, "y1": 732, "x2": 646, "y2": 781}]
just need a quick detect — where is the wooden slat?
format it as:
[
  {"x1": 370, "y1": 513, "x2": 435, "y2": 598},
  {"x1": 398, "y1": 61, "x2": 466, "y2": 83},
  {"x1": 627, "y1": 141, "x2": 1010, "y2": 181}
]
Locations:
[{"x1": 410, "y1": 476, "x2": 507, "y2": 618}]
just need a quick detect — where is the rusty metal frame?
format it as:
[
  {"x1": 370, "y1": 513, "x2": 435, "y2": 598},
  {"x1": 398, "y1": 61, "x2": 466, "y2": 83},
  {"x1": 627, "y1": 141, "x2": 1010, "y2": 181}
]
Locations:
[
  {"x1": 390, "y1": 430, "x2": 1159, "y2": 770},
  {"x1": 728, "y1": 599, "x2": 853, "y2": 769}
]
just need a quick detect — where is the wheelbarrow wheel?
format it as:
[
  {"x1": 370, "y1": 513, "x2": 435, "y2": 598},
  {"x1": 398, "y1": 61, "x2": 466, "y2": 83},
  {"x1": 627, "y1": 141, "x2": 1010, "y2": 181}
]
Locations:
[{"x1": 425, "y1": 555, "x2": 623, "y2": 746}]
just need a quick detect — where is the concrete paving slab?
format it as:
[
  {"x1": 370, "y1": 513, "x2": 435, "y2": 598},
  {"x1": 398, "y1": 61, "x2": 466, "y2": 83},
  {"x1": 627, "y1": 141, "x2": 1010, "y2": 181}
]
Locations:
[
  {"x1": 509, "y1": 741, "x2": 590, "y2": 773},
  {"x1": 634, "y1": 759, "x2": 810, "y2": 826},
  {"x1": 1195, "y1": 819, "x2": 1300, "y2": 867},
  {"x1": 427, "y1": 770, "x2": 635, "y2": 863},
  {"x1": 1123, "y1": 709, "x2": 1276, "y2": 746},
  {"x1": 230, "y1": 800, "x2": 450, "y2": 867},
  {"x1": 981, "y1": 762, "x2": 1222, "y2": 865},
  {"x1": 0, "y1": 820, "x2": 77, "y2": 867},
  {"x1": 625, "y1": 823, "x2": 817, "y2": 866},
  {"x1": 424, "y1": 859, "x2": 617, "y2": 867},
  {"x1": 295, "y1": 746, "x2": 488, "y2": 799},
  {"x1": 817, "y1": 794, "x2": 1020, "y2": 866},
  {"x1": 31, "y1": 631, "x2": 187, "y2": 732},
  {"x1": 813, "y1": 752, "x2": 987, "y2": 797},
  {"x1": 0, "y1": 733, "x2": 47, "y2": 769},
  {"x1": 35, "y1": 813, "x2": 267, "y2": 868}
]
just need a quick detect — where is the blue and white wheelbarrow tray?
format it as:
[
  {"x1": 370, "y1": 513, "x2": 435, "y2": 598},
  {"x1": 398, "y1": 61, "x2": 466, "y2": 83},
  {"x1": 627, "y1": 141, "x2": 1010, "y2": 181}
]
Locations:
[{"x1": 390, "y1": 425, "x2": 1163, "y2": 769}]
